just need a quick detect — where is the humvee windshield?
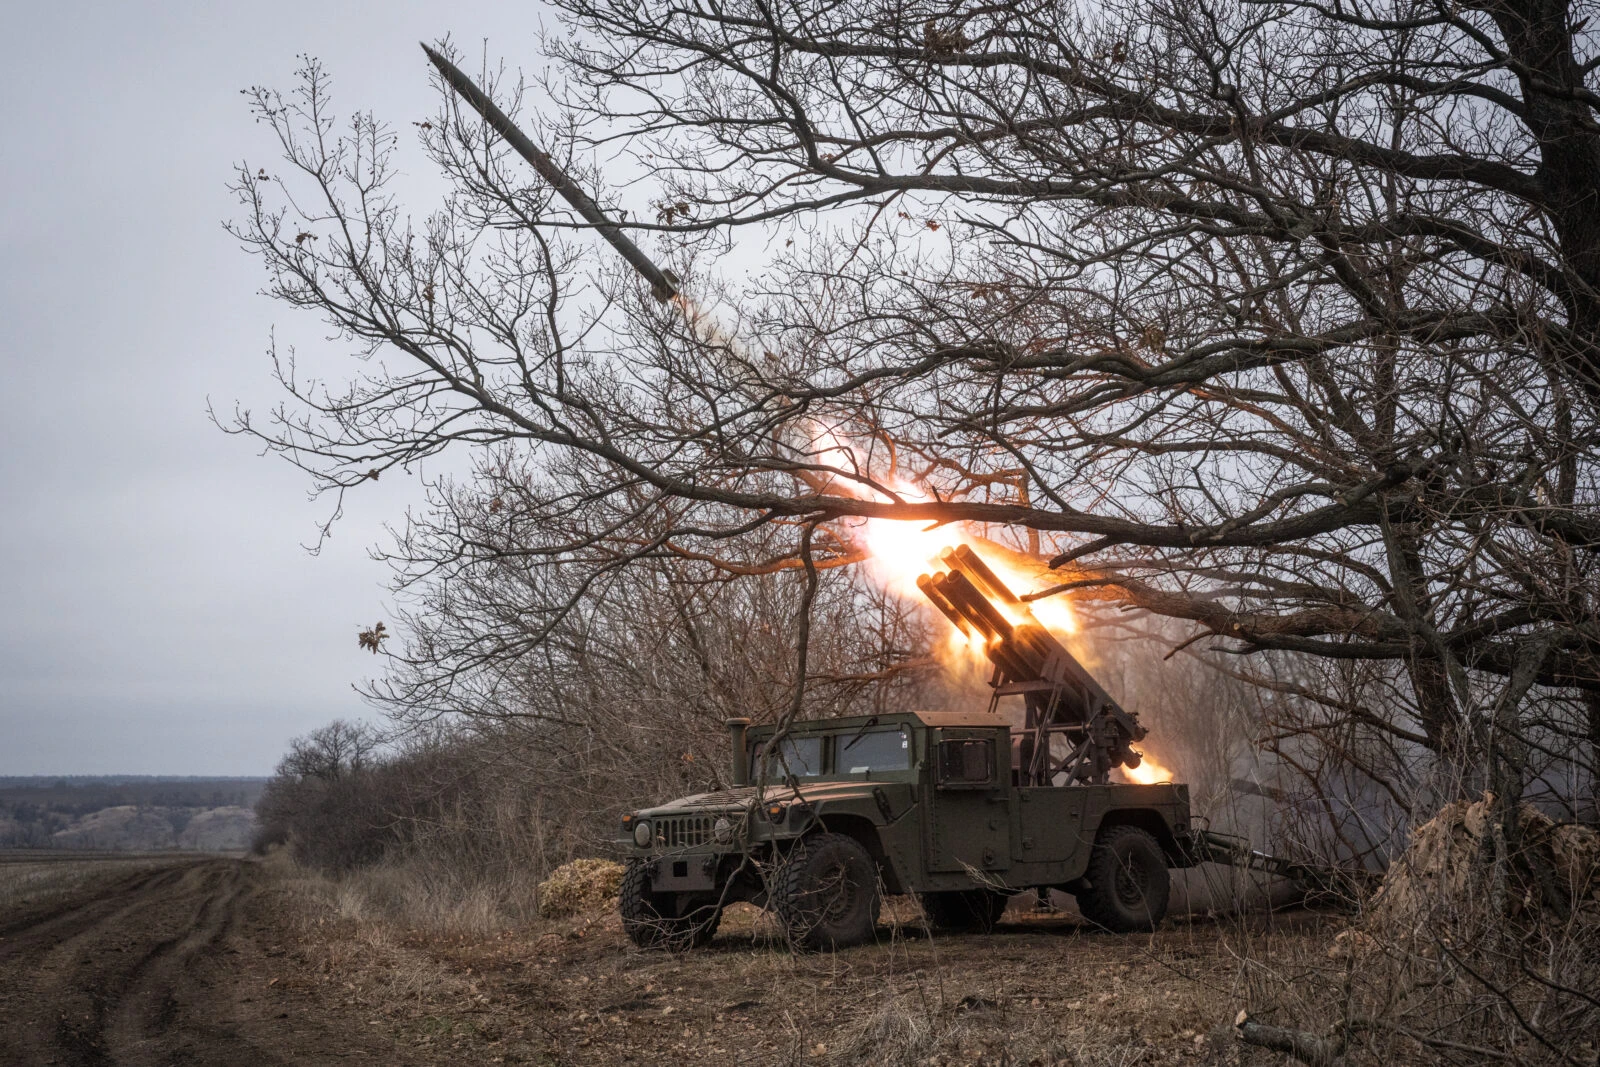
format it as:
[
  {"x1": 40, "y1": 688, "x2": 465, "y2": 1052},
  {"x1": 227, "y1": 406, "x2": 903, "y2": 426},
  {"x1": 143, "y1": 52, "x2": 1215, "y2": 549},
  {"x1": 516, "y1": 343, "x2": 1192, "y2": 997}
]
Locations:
[
  {"x1": 755, "y1": 736, "x2": 824, "y2": 778},
  {"x1": 752, "y1": 723, "x2": 914, "y2": 780},
  {"x1": 838, "y1": 725, "x2": 911, "y2": 774}
]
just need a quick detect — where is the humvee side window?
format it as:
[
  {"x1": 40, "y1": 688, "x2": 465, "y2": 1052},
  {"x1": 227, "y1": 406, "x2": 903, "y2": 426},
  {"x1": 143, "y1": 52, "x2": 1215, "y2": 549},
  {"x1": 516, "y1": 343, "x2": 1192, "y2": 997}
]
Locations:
[
  {"x1": 754, "y1": 736, "x2": 824, "y2": 778},
  {"x1": 936, "y1": 739, "x2": 993, "y2": 787},
  {"x1": 839, "y1": 726, "x2": 911, "y2": 774}
]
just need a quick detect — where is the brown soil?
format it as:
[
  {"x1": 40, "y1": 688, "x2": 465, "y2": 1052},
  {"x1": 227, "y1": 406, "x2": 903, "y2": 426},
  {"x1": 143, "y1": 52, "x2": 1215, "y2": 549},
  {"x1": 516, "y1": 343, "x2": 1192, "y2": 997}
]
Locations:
[
  {"x1": 0, "y1": 856, "x2": 423, "y2": 1065},
  {"x1": 278, "y1": 890, "x2": 1339, "y2": 1066},
  {"x1": 0, "y1": 855, "x2": 1337, "y2": 1066}
]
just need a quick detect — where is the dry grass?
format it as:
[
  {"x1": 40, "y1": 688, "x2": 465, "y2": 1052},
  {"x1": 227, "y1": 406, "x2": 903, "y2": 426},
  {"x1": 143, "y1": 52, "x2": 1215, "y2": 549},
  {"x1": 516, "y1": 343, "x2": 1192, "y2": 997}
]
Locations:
[
  {"x1": 265, "y1": 846, "x2": 545, "y2": 937},
  {"x1": 267, "y1": 839, "x2": 1600, "y2": 1064},
  {"x1": 1196, "y1": 798, "x2": 1600, "y2": 1065},
  {"x1": 263, "y1": 852, "x2": 1336, "y2": 1066},
  {"x1": 1307, "y1": 798, "x2": 1600, "y2": 1064}
]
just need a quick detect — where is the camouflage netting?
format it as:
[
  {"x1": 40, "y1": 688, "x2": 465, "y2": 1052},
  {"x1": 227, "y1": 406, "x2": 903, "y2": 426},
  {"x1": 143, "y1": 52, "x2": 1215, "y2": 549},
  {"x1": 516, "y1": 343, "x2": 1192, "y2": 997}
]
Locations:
[
  {"x1": 1307, "y1": 795, "x2": 1600, "y2": 1060},
  {"x1": 1336, "y1": 794, "x2": 1600, "y2": 957},
  {"x1": 536, "y1": 858, "x2": 625, "y2": 918}
]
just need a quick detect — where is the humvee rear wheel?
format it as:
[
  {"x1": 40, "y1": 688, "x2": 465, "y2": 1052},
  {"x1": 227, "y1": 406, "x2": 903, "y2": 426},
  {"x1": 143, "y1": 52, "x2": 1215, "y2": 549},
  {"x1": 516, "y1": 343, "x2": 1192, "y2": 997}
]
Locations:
[
  {"x1": 920, "y1": 889, "x2": 1009, "y2": 933},
  {"x1": 1074, "y1": 825, "x2": 1170, "y2": 932},
  {"x1": 619, "y1": 860, "x2": 722, "y2": 950},
  {"x1": 773, "y1": 832, "x2": 880, "y2": 950}
]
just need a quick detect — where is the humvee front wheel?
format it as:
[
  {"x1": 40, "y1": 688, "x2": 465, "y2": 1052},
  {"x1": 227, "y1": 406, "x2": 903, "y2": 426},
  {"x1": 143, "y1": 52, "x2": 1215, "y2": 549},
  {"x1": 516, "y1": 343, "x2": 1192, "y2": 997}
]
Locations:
[
  {"x1": 920, "y1": 888, "x2": 1009, "y2": 933},
  {"x1": 619, "y1": 860, "x2": 722, "y2": 950},
  {"x1": 773, "y1": 832, "x2": 880, "y2": 950},
  {"x1": 1074, "y1": 825, "x2": 1170, "y2": 932}
]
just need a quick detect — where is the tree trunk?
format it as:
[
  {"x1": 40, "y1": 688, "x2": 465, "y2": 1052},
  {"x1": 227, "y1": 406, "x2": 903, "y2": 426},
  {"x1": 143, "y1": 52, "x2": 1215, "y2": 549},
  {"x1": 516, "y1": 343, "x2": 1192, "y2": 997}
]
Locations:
[{"x1": 1488, "y1": 0, "x2": 1600, "y2": 400}]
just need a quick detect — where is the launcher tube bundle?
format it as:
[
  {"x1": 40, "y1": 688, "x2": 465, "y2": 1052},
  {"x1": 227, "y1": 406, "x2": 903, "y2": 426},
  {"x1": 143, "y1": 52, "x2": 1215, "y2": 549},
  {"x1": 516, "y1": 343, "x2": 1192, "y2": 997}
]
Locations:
[{"x1": 917, "y1": 545, "x2": 1146, "y2": 785}]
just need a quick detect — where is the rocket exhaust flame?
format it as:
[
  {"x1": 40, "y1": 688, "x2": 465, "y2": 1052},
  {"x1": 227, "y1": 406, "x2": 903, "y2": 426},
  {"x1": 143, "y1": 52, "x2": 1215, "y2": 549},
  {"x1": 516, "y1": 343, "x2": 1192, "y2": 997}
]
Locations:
[
  {"x1": 809, "y1": 428, "x2": 1172, "y2": 786},
  {"x1": 1120, "y1": 753, "x2": 1175, "y2": 785}
]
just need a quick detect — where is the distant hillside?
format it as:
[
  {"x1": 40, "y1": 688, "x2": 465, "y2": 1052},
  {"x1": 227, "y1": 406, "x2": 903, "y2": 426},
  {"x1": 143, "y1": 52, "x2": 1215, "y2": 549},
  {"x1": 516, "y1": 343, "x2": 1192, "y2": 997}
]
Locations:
[{"x1": 0, "y1": 777, "x2": 266, "y2": 851}]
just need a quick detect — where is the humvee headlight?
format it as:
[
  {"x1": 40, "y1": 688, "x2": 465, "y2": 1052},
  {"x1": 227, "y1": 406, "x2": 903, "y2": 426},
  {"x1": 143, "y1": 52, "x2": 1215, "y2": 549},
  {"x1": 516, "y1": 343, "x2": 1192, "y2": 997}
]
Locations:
[
  {"x1": 765, "y1": 803, "x2": 786, "y2": 824},
  {"x1": 713, "y1": 816, "x2": 733, "y2": 844},
  {"x1": 633, "y1": 821, "x2": 653, "y2": 848}
]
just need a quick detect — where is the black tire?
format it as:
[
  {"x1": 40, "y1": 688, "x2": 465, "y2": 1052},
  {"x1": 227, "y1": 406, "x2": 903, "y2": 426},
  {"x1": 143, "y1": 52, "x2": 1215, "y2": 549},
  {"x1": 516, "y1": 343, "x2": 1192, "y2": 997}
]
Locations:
[
  {"x1": 618, "y1": 860, "x2": 722, "y2": 950},
  {"x1": 773, "y1": 833, "x2": 881, "y2": 950},
  {"x1": 919, "y1": 888, "x2": 1010, "y2": 933},
  {"x1": 1074, "y1": 825, "x2": 1170, "y2": 932}
]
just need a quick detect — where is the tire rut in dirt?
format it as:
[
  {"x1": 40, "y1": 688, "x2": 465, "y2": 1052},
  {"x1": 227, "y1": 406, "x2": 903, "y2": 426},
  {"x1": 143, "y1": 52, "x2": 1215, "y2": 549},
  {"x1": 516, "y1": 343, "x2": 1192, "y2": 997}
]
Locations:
[
  {"x1": 3, "y1": 864, "x2": 203, "y2": 1065},
  {"x1": 104, "y1": 863, "x2": 264, "y2": 1063},
  {"x1": 0, "y1": 859, "x2": 289, "y2": 1067},
  {"x1": 0, "y1": 864, "x2": 195, "y2": 945}
]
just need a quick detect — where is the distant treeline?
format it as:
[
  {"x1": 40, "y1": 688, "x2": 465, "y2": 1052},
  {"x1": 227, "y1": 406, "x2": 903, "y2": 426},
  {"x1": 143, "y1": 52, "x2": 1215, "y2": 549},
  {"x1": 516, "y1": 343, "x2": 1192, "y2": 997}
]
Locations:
[
  {"x1": 0, "y1": 776, "x2": 269, "y2": 788},
  {"x1": 0, "y1": 778, "x2": 264, "y2": 813},
  {"x1": 0, "y1": 777, "x2": 266, "y2": 850}
]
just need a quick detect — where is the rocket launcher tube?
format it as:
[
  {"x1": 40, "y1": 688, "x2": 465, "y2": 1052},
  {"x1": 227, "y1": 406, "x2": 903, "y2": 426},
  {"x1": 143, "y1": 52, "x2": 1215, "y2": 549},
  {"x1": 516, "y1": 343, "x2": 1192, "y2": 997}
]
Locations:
[
  {"x1": 936, "y1": 572, "x2": 1014, "y2": 644},
  {"x1": 935, "y1": 574, "x2": 1040, "y2": 679},
  {"x1": 947, "y1": 545, "x2": 1021, "y2": 604},
  {"x1": 421, "y1": 44, "x2": 681, "y2": 303},
  {"x1": 916, "y1": 546, "x2": 1149, "y2": 783},
  {"x1": 915, "y1": 574, "x2": 972, "y2": 638}
]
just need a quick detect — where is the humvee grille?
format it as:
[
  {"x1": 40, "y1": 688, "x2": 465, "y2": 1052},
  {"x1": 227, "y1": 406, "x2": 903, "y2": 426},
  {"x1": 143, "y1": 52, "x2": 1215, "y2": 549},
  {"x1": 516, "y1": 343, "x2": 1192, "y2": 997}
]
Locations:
[{"x1": 655, "y1": 815, "x2": 714, "y2": 848}]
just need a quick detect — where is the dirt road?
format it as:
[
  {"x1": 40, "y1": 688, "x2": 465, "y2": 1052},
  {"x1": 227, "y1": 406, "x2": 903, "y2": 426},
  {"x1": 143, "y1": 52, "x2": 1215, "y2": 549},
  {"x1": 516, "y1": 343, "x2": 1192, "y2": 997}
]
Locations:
[{"x1": 0, "y1": 856, "x2": 407, "y2": 1066}]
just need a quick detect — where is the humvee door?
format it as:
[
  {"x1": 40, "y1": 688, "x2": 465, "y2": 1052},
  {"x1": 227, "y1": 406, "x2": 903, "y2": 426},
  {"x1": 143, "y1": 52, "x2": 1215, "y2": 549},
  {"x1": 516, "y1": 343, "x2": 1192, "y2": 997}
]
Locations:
[{"x1": 925, "y1": 728, "x2": 1012, "y2": 873}]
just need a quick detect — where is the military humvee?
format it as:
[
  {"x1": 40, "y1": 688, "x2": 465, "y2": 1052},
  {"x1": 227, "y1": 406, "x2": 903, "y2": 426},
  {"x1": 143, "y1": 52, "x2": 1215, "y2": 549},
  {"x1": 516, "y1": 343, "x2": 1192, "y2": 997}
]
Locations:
[
  {"x1": 618, "y1": 710, "x2": 1195, "y2": 949},
  {"x1": 617, "y1": 546, "x2": 1201, "y2": 950}
]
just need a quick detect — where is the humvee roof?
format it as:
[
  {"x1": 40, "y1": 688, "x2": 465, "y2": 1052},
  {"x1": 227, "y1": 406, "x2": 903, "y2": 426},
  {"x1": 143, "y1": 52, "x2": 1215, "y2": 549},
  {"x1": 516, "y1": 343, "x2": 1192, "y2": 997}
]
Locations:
[
  {"x1": 907, "y1": 710, "x2": 1009, "y2": 728},
  {"x1": 750, "y1": 710, "x2": 1006, "y2": 732}
]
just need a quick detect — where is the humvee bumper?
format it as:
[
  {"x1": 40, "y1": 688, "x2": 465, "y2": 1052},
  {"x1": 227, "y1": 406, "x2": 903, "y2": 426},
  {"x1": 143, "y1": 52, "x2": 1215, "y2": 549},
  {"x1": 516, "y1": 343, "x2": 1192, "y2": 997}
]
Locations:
[{"x1": 641, "y1": 854, "x2": 719, "y2": 893}]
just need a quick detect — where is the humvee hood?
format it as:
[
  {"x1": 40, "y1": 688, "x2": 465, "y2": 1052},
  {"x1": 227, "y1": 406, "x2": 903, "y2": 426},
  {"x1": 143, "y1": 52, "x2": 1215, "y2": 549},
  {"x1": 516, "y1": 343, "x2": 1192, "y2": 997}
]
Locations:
[
  {"x1": 762, "y1": 780, "x2": 891, "y2": 804},
  {"x1": 639, "y1": 787, "x2": 759, "y2": 816},
  {"x1": 640, "y1": 780, "x2": 888, "y2": 816}
]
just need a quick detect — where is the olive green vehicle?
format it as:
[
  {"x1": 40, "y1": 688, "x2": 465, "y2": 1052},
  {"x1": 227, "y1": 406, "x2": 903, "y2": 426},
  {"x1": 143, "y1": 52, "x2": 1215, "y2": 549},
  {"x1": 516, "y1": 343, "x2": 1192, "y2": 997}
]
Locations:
[
  {"x1": 618, "y1": 710, "x2": 1195, "y2": 950},
  {"x1": 617, "y1": 546, "x2": 1201, "y2": 951}
]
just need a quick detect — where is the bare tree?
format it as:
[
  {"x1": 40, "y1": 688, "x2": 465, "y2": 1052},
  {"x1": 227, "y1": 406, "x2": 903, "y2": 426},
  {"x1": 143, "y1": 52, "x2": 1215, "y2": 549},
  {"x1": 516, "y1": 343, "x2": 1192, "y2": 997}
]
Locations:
[
  {"x1": 276, "y1": 719, "x2": 379, "y2": 782},
  {"x1": 228, "y1": 3, "x2": 1600, "y2": 834}
]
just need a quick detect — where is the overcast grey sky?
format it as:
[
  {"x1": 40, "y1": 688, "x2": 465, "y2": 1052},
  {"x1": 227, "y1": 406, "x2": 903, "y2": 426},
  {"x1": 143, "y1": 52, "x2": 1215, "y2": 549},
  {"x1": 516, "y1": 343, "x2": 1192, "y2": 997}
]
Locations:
[{"x1": 0, "y1": 2, "x2": 554, "y2": 775}]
